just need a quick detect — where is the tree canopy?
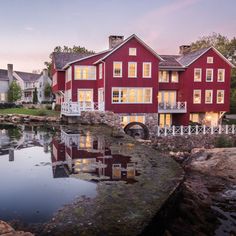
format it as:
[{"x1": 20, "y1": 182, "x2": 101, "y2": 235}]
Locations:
[
  {"x1": 44, "y1": 45, "x2": 95, "y2": 75},
  {"x1": 8, "y1": 81, "x2": 22, "y2": 102}
]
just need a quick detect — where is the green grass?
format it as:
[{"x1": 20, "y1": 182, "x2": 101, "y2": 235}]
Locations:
[{"x1": 0, "y1": 108, "x2": 60, "y2": 117}]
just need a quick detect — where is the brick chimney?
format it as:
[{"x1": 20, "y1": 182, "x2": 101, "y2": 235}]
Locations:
[
  {"x1": 179, "y1": 45, "x2": 191, "y2": 55},
  {"x1": 7, "y1": 64, "x2": 13, "y2": 84},
  {"x1": 109, "y1": 35, "x2": 124, "y2": 49}
]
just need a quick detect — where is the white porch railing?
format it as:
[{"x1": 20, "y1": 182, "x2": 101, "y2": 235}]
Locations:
[
  {"x1": 158, "y1": 101, "x2": 187, "y2": 113},
  {"x1": 61, "y1": 101, "x2": 105, "y2": 116},
  {"x1": 156, "y1": 125, "x2": 236, "y2": 137}
]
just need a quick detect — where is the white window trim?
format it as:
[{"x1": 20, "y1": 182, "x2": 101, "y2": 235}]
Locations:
[
  {"x1": 207, "y1": 57, "x2": 214, "y2": 64},
  {"x1": 128, "y1": 62, "x2": 137, "y2": 78},
  {"x1": 159, "y1": 71, "x2": 169, "y2": 83},
  {"x1": 193, "y1": 90, "x2": 201, "y2": 104},
  {"x1": 217, "y1": 69, "x2": 225, "y2": 82},
  {"x1": 74, "y1": 65, "x2": 96, "y2": 80},
  {"x1": 99, "y1": 64, "x2": 102, "y2": 80},
  {"x1": 66, "y1": 67, "x2": 72, "y2": 82},
  {"x1": 205, "y1": 90, "x2": 213, "y2": 104},
  {"x1": 142, "y1": 62, "x2": 152, "y2": 78},
  {"x1": 113, "y1": 61, "x2": 122, "y2": 78},
  {"x1": 129, "y1": 48, "x2": 137, "y2": 56},
  {"x1": 206, "y1": 68, "x2": 214, "y2": 82},
  {"x1": 217, "y1": 90, "x2": 225, "y2": 104},
  {"x1": 111, "y1": 87, "x2": 152, "y2": 104},
  {"x1": 171, "y1": 71, "x2": 179, "y2": 83},
  {"x1": 77, "y1": 89, "x2": 94, "y2": 102},
  {"x1": 194, "y1": 68, "x2": 202, "y2": 82}
]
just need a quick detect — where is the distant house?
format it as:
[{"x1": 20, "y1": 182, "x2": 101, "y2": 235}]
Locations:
[
  {"x1": 0, "y1": 64, "x2": 52, "y2": 103},
  {"x1": 0, "y1": 64, "x2": 14, "y2": 102},
  {"x1": 14, "y1": 69, "x2": 52, "y2": 103}
]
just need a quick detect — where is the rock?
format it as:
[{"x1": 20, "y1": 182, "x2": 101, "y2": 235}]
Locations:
[{"x1": 0, "y1": 221, "x2": 14, "y2": 234}]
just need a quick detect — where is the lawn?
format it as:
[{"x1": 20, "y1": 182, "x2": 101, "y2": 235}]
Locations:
[{"x1": 0, "y1": 108, "x2": 60, "y2": 117}]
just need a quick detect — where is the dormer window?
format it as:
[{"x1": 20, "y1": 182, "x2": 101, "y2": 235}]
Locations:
[
  {"x1": 129, "y1": 48, "x2": 137, "y2": 56},
  {"x1": 207, "y1": 57, "x2": 213, "y2": 64}
]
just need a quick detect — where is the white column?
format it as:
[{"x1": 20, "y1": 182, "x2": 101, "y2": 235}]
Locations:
[
  {"x1": 196, "y1": 125, "x2": 199, "y2": 135},
  {"x1": 164, "y1": 126, "x2": 167, "y2": 136},
  {"x1": 172, "y1": 125, "x2": 175, "y2": 136},
  {"x1": 232, "y1": 124, "x2": 235, "y2": 134},
  {"x1": 180, "y1": 126, "x2": 184, "y2": 136},
  {"x1": 188, "y1": 125, "x2": 191, "y2": 135},
  {"x1": 219, "y1": 125, "x2": 222, "y2": 134},
  {"x1": 203, "y1": 125, "x2": 206, "y2": 134},
  {"x1": 226, "y1": 125, "x2": 228, "y2": 134}
]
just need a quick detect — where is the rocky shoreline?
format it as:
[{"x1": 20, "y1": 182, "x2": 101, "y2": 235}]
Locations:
[{"x1": 0, "y1": 114, "x2": 61, "y2": 123}]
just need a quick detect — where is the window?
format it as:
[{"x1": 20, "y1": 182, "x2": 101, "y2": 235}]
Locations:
[
  {"x1": 77, "y1": 89, "x2": 93, "y2": 102},
  {"x1": 0, "y1": 93, "x2": 6, "y2": 102},
  {"x1": 206, "y1": 69, "x2": 213, "y2": 82},
  {"x1": 159, "y1": 114, "x2": 172, "y2": 127},
  {"x1": 128, "y1": 62, "x2": 137, "y2": 78},
  {"x1": 66, "y1": 67, "x2": 72, "y2": 82},
  {"x1": 217, "y1": 69, "x2": 225, "y2": 82},
  {"x1": 113, "y1": 62, "x2": 122, "y2": 77},
  {"x1": 129, "y1": 48, "x2": 137, "y2": 56},
  {"x1": 121, "y1": 116, "x2": 145, "y2": 126},
  {"x1": 143, "y1": 62, "x2": 152, "y2": 78},
  {"x1": 205, "y1": 90, "x2": 213, "y2": 104},
  {"x1": 99, "y1": 64, "x2": 102, "y2": 79},
  {"x1": 159, "y1": 71, "x2": 169, "y2": 82},
  {"x1": 194, "y1": 68, "x2": 202, "y2": 82},
  {"x1": 171, "y1": 71, "x2": 179, "y2": 83},
  {"x1": 112, "y1": 87, "x2": 152, "y2": 104},
  {"x1": 207, "y1": 57, "x2": 214, "y2": 64},
  {"x1": 193, "y1": 90, "x2": 201, "y2": 104},
  {"x1": 190, "y1": 113, "x2": 200, "y2": 123},
  {"x1": 217, "y1": 90, "x2": 224, "y2": 104},
  {"x1": 75, "y1": 66, "x2": 96, "y2": 80}
]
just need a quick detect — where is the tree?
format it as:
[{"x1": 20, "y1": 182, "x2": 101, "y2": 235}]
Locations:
[
  {"x1": 190, "y1": 32, "x2": 236, "y2": 114},
  {"x1": 44, "y1": 82, "x2": 52, "y2": 98},
  {"x1": 8, "y1": 81, "x2": 22, "y2": 102},
  {"x1": 33, "y1": 87, "x2": 38, "y2": 104},
  {"x1": 44, "y1": 45, "x2": 95, "y2": 76}
]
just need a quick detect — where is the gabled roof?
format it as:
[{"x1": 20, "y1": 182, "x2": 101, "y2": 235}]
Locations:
[
  {"x1": 177, "y1": 46, "x2": 235, "y2": 68},
  {"x1": 62, "y1": 49, "x2": 111, "y2": 69},
  {"x1": 94, "y1": 34, "x2": 164, "y2": 64},
  {"x1": 53, "y1": 52, "x2": 94, "y2": 70},
  {"x1": 14, "y1": 71, "x2": 41, "y2": 82},
  {"x1": 0, "y1": 69, "x2": 9, "y2": 80},
  {"x1": 159, "y1": 55, "x2": 184, "y2": 69}
]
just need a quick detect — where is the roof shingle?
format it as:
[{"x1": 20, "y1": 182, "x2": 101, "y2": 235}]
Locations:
[{"x1": 15, "y1": 71, "x2": 41, "y2": 82}]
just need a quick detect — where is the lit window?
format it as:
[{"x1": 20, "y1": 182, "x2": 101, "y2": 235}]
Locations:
[
  {"x1": 217, "y1": 69, "x2": 225, "y2": 82},
  {"x1": 206, "y1": 69, "x2": 213, "y2": 82},
  {"x1": 129, "y1": 48, "x2": 137, "y2": 56},
  {"x1": 217, "y1": 90, "x2": 224, "y2": 104},
  {"x1": 0, "y1": 93, "x2": 6, "y2": 101},
  {"x1": 128, "y1": 62, "x2": 137, "y2": 78},
  {"x1": 193, "y1": 90, "x2": 201, "y2": 104},
  {"x1": 112, "y1": 87, "x2": 152, "y2": 103},
  {"x1": 159, "y1": 71, "x2": 169, "y2": 82},
  {"x1": 143, "y1": 62, "x2": 152, "y2": 78},
  {"x1": 190, "y1": 113, "x2": 200, "y2": 123},
  {"x1": 171, "y1": 71, "x2": 179, "y2": 83},
  {"x1": 194, "y1": 68, "x2": 202, "y2": 82},
  {"x1": 113, "y1": 62, "x2": 122, "y2": 77},
  {"x1": 205, "y1": 90, "x2": 213, "y2": 104},
  {"x1": 121, "y1": 116, "x2": 145, "y2": 126},
  {"x1": 75, "y1": 66, "x2": 96, "y2": 80},
  {"x1": 99, "y1": 64, "x2": 102, "y2": 79},
  {"x1": 207, "y1": 57, "x2": 213, "y2": 64},
  {"x1": 159, "y1": 114, "x2": 171, "y2": 127}
]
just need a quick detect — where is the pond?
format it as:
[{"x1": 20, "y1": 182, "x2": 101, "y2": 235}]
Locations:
[{"x1": 0, "y1": 124, "x2": 138, "y2": 225}]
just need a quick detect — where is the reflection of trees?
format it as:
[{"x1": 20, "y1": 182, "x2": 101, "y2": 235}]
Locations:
[{"x1": 0, "y1": 124, "x2": 23, "y2": 141}]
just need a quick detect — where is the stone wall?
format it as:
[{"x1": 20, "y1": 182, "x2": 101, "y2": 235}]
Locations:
[{"x1": 144, "y1": 113, "x2": 159, "y2": 136}]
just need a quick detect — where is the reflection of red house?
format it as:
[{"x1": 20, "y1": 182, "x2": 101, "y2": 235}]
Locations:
[
  {"x1": 51, "y1": 132, "x2": 139, "y2": 182},
  {"x1": 52, "y1": 34, "x2": 234, "y2": 127}
]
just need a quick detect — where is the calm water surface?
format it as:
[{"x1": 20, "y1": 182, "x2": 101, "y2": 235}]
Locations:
[{"x1": 0, "y1": 124, "x2": 138, "y2": 224}]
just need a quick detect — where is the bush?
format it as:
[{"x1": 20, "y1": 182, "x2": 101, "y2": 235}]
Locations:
[
  {"x1": 45, "y1": 105, "x2": 52, "y2": 110},
  {"x1": 41, "y1": 101, "x2": 52, "y2": 104},
  {"x1": 214, "y1": 135, "x2": 234, "y2": 148},
  {"x1": 54, "y1": 104, "x2": 61, "y2": 111},
  {"x1": 0, "y1": 102, "x2": 22, "y2": 109}
]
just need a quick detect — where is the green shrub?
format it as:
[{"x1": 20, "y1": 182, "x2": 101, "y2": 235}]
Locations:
[
  {"x1": 45, "y1": 105, "x2": 52, "y2": 110},
  {"x1": 37, "y1": 110, "x2": 47, "y2": 116},
  {"x1": 214, "y1": 135, "x2": 234, "y2": 148},
  {"x1": 55, "y1": 104, "x2": 61, "y2": 111}
]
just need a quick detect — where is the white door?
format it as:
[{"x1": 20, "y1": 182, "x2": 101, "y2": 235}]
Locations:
[
  {"x1": 98, "y1": 89, "x2": 104, "y2": 110},
  {"x1": 77, "y1": 89, "x2": 93, "y2": 109}
]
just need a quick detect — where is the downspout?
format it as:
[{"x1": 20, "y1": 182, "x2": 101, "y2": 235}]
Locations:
[{"x1": 101, "y1": 61, "x2": 106, "y2": 111}]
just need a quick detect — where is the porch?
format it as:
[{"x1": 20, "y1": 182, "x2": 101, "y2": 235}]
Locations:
[
  {"x1": 61, "y1": 101, "x2": 105, "y2": 116},
  {"x1": 158, "y1": 101, "x2": 187, "y2": 113}
]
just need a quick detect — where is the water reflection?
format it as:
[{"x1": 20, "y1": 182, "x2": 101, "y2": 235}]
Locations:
[{"x1": 52, "y1": 130, "x2": 139, "y2": 183}]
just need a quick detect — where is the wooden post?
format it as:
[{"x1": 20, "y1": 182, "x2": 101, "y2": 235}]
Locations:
[
  {"x1": 157, "y1": 126, "x2": 160, "y2": 137},
  {"x1": 188, "y1": 125, "x2": 191, "y2": 135},
  {"x1": 9, "y1": 148, "x2": 14, "y2": 162},
  {"x1": 164, "y1": 126, "x2": 167, "y2": 136},
  {"x1": 172, "y1": 125, "x2": 175, "y2": 136},
  {"x1": 203, "y1": 125, "x2": 206, "y2": 134},
  {"x1": 211, "y1": 126, "x2": 214, "y2": 134},
  {"x1": 226, "y1": 125, "x2": 228, "y2": 134},
  {"x1": 180, "y1": 126, "x2": 183, "y2": 136},
  {"x1": 196, "y1": 125, "x2": 199, "y2": 135},
  {"x1": 219, "y1": 125, "x2": 222, "y2": 134},
  {"x1": 232, "y1": 124, "x2": 235, "y2": 134}
]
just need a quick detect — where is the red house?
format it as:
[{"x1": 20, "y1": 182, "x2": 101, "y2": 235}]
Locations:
[{"x1": 52, "y1": 34, "x2": 234, "y2": 127}]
